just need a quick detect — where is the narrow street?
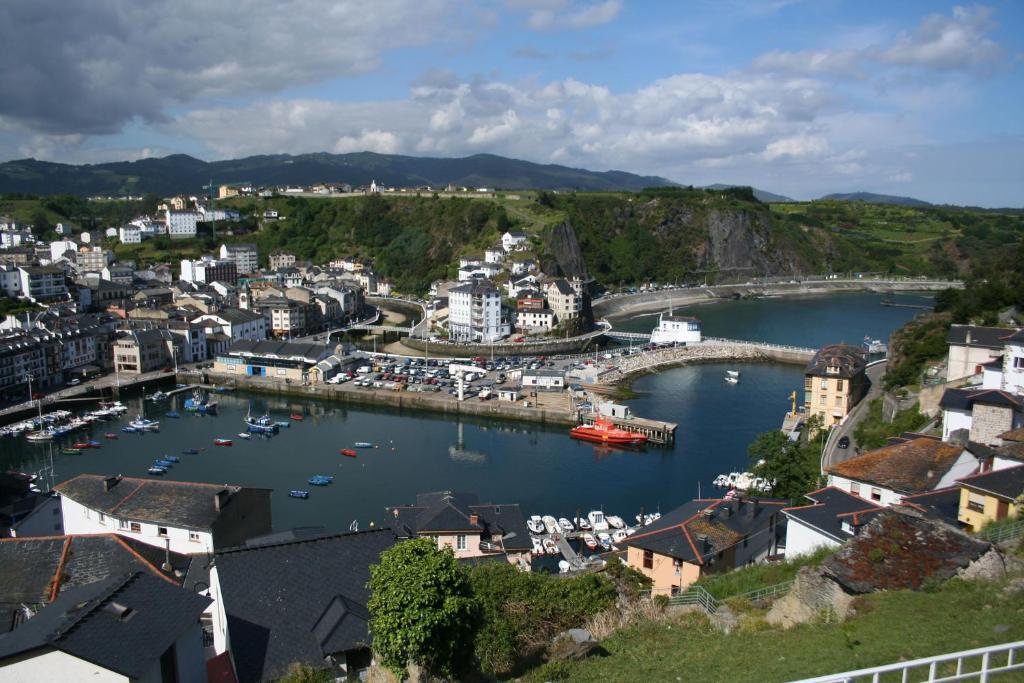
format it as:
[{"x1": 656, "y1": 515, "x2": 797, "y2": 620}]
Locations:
[{"x1": 821, "y1": 360, "x2": 887, "y2": 472}]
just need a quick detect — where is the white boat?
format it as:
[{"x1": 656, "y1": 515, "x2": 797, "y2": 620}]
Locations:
[
  {"x1": 237, "y1": 432, "x2": 251, "y2": 440},
  {"x1": 725, "y1": 376, "x2": 739, "y2": 384},
  {"x1": 597, "y1": 532, "x2": 613, "y2": 550},
  {"x1": 612, "y1": 529, "x2": 628, "y2": 543},
  {"x1": 606, "y1": 515, "x2": 625, "y2": 529},
  {"x1": 128, "y1": 416, "x2": 160, "y2": 431},
  {"x1": 574, "y1": 516, "x2": 592, "y2": 531},
  {"x1": 531, "y1": 537, "x2": 545, "y2": 555},
  {"x1": 625, "y1": 527, "x2": 637, "y2": 536},
  {"x1": 557, "y1": 560, "x2": 571, "y2": 574},
  {"x1": 587, "y1": 510, "x2": 609, "y2": 532},
  {"x1": 558, "y1": 517, "x2": 574, "y2": 533},
  {"x1": 541, "y1": 515, "x2": 560, "y2": 535},
  {"x1": 713, "y1": 474, "x2": 729, "y2": 487},
  {"x1": 582, "y1": 533, "x2": 598, "y2": 550},
  {"x1": 542, "y1": 538, "x2": 559, "y2": 555},
  {"x1": 527, "y1": 515, "x2": 545, "y2": 534},
  {"x1": 25, "y1": 428, "x2": 55, "y2": 442},
  {"x1": 726, "y1": 370, "x2": 740, "y2": 378}
]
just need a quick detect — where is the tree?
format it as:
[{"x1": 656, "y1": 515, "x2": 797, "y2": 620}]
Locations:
[
  {"x1": 748, "y1": 414, "x2": 824, "y2": 502},
  {"x1": 367, "y1": 538, "x2": 478, "y2": 678}
]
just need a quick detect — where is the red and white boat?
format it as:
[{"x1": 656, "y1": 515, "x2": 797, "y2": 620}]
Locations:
[
  {"x1": 583, "y1": 533, "x2": 598, "y2": 551},
  {"x1": 213, "y1": 438, "x2": 233, "y2": 447},
  {"x1": 569, "y1": 418, "x2": 647, "y2": 446},
  {"x1": 340, "y1": 449, "x2": 357, "y2": 458},
  {"x1": 290, "y1": 413, "x2": 304, "y2": 421}
]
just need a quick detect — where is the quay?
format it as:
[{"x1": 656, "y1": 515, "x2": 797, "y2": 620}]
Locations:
[{"x1": 579, "y1": 412, "x2": 677, "y2": 445}]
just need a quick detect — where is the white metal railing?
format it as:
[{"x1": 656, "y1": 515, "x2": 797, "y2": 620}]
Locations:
[
  {"x1": 979, "y1": 519, "x2": 1024, "y2": 544},
  {"x1": 793, "y1": 640, "x2": 1024, "y2": 683}
]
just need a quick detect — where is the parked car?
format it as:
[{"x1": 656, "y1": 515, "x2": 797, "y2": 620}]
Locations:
[{"x1": 837, "y1": 436, "x2": 850, "y2": 449}]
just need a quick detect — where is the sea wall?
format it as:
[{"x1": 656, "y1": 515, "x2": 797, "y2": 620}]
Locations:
[
  {"x1": 399, "y1": 334, "x2": 598, "y2": 358},
  {"x1": 598, "y1": 341, "x2": 814, "y2": 384}
]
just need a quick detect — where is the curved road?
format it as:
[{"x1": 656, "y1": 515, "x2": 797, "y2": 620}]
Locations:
[{"x1": 821, "y1": 360, "x2": 887, "y2": 472}]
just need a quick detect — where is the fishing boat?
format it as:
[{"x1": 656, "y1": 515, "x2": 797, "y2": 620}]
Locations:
[
  {"x1": 531, "y1": 537, "x2": 545, "y2": 555},
  {"x1": 558, "y1": 517, "x2": 574, "y2": 533},
  {"x1": 129, "y1": 416, "x2": 160, "y2": 431},
  {"x1": 587, "y1": 510, "x2": 609, "y2": 532},
  {"x1": 353, "y1": 442, "x2": 373, "y2": 448},
  {"x1": 165, "y1": 411, "x2": 180, "y2": 419},
  {"x1": 147, "y1": 390, "x2": 168, "y2": 402},
  {"x1": 308, "y1": 475, "x2": 333, "y2": 486},
  {"x1": 290, "y1": 413, "x2": 304, "y2": 421},
  {"x1": 574, "y1": 516, "x2": 592, "y2": 531},
  {"x1": 541, "y1": 515, "x2": 560, "y2": 535},
  {"x1": 612, "y1": 529, "x2": 628, "y2": 543},
  {"x1": 542, "y1": 538, "x2": 559, "y2": 555},
  {"x1": 62, "y1": 448, "x2": 82, "y2": 455},
  {"x1": 569, "y1": 418, "x2": 647, "y2": 446},
  {"x1": 182, "y1": 448, "x2": 199, "y2": 455},
  {"x1": 340, "y1": 449, "x2": 357, "y2": 458},
  {"x1": 288, "y1": 490, "x2": 310, "y2": 499},
  {"x1": 583, "y1": 533, "x2": 598, "y2": 550},
  {"x1": 147, "y1": 466, "x2": 167, "y2": 475},
  {"x1": 104, "y1": 433, "x2": 118, "y2": 440},
  {"x1": 597, "y1": 532, "x2": 613, "y2": 550},
  {"x1": 527, "y1": 515, "x2": 545, "y2": 534},
  {"x1": 183, "y1": 389, "x2": 218, "y2": 415},
  {"x1": 121, "y1": 426, "x2": 139, "y2": 434},
  {"x1": 213, "y1": 438, "x2": 233, "y2": 447},
  {"x1": 244, "y1": 409, "x2": 279, "y2": 434},
  {"x1": 606, "y1": 515, "x2": 625, "y2": 530}
]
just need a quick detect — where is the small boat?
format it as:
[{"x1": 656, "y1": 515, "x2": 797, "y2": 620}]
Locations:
[
  {"x1": 583, "y1": 533, "x2": 598, "y2": 550},
  {"x1": 25, "y1": 429, "x2": 56, "y2": 442},
  {"x1": 165, "y1": 411, "x2": 180, "y2": 419},
  {"x1": 713, "y1": 474, "x2": 729, "y2": 487},
  {"x1": 541, "y1": 515, "x2": 559, "y2": 535},
  {"x1": 275, "y1": 421, "x2": 291, "y2": 428},
  {"x1": 87, "y1": 440, "x2": 102, "y2": 449},
  {"x1": 527, "y1": 516, "x2": 544, "y2": 534},
  {"x1": 72, "y1": 442, "x2": 90, "y2": 450},
  {"x1": 587, "y1": 510, "x2": 609, "y2": 532},
  {"x1": 182, "y1": 448, "x2": 199, "y2": 455},
  {"x1": 288, "y1": 490, "x2": 310, "y2": 499},
  {"x1": 129, "y1": 416, "x2": 160, "y2": 431},
  {"x1": 558, "y1": 517, "x2": 574, "y2": 533},
  {"x1": 726, "y1": 370, "x2": 740, "y2": 378},
  {"x1": 531, "y1": 537, "x2": 545, "y2": 555},
  {"x1": 163, "y1": 455, "x2": 180, "y2": 463},
  {"x1": 353, "y1": 442, "x2": 373, "y2": 449},
  {"x1": 62, "y1": 448, "x2": 82, "y2": 455},
  {"x1": 612, "y1": 529, "x2": 628, "y2": 543},
  {"x1": 308, "y1": 475, "x2": 333, "y2": 486},
  {"x1": 597, "y1": 532, "x2": 613, "y2": 550},
  {"x1": 606, "y1": 515, "x2": 625, "y2": 530},
  {"x1": 147, "y1": 466, "x2": 167, "y2": 475},
  {"x1": 155, "y1": 459, "x2": 174, "y2": 469},
  {"x1": 574, "y1": 517, "x2": 592, "y2": 531},
  {"x1": 542, "y1": 538, "x2": 559, "y2": 555},
  {"x1": 245, "y1": 410, "x2": 279, "y2": 434},
  {"x1": 121, "y1": 426, "x2": 138, "y2": 434},
  {"x1": 290, "y1": 413, "x2": 304, "y2": 421},
  {"x1": 104, "y1": 433, "x2": 118, "y2": 440},
  {"x1": 558, "y1": 560, "x2": 571, "y2": 574},
  {"x1": 184, "y1": 389, "x2": 218, "y2": 415},
  {"x1": 213, "y1": 438, "x2": 233, "y2": 447},
  {"x1": 340, "y1": 449, "x2": 357, "y2": 458},
  {"x1": 237, "y1": 432, "x2": 251, "y2": 440},
  {"x1": 725, "y1": 376, "x2": 739, "y2": 384},
  {"x1": 569, "y1": 418, "x2": 647, "y2": 446}
]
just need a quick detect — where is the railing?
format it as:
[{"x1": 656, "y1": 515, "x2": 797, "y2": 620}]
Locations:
[
  {"x1": 703, "y1": 337, "x2": 817, "y2": 355},
  {"x1": 793, "y1": 640, "x2": 1024, "y2": 683},
  {"x1": 979, "y1": 519, "x2": 1024, "y2": 544},
  {"x1": 649, "y1": 579, "x2": 795, "y2": 615},
  {"x1": 737, "y1": 579, "x2": 794, "y2": 603}
]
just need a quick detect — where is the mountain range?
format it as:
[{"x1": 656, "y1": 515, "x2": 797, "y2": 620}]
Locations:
[{"x1": 819, "y1": 192, "x2": 933, "y2": 207}]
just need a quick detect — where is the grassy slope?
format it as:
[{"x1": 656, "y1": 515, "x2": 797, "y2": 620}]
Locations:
[{"x1": 528, "y1": 577, "x2": 1024, "y2": 682}]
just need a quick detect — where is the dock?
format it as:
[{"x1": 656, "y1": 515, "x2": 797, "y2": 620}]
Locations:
[
  {"x1": 579, "y1": 413, "x2": 677, "y2": 445},
  {"x1": 553, "y1": 534, "x2": 585, "y2": 570}
]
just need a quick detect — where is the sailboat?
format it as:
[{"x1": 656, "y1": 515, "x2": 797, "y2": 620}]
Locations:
[{"x1": 25, "y1": 392, "x2": 54, "y2": 442}]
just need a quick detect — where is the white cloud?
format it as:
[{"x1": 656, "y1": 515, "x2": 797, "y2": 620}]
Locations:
[
  {"x1": 333, "y1": 130, "x2": 401, "y2": 154},
  {"x1": 510, "y1": 0, "x2": 622, "y2": 31}
]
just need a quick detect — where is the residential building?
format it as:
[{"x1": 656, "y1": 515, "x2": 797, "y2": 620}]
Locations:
[
  {"x1": 448, "y1": 280, "x2": 510, "y2": 343},
  {"x1": 255, "y1": 296, "x2": 306, "y2": 337},
  {"x1": 940, "y1": 388, "x2": 1024, "y2": 445},
  {"x1": 210, "y1": 529, "x2": 397, "y2": 680},
  {"x1": 219, "y1": 243, "x2": 259, "y2": 274},
  {"x1": 100, "y1": 263, "x2": 134, "y2": 285},
  {"x1": 118, "y1": 224, "x2": 141, "y2": 243},
  {"x1": 826, "y1": 436, "x2": 981, "y2": 506},
  {"x1": 48, "y1": 239, "x2": 78, "y2": 263},
  {"x1": 75, "y1": 247, "x2": 111, "y2": 273},
  {"x1": 0, "y1": 334, "x2": 48, "y2": 401},
  {"x1": 545, "y1": 278, "x2": 583, "y2": 323},
  {"x1": 165, "y1": 210, "x2": 199, "y2": 239},
  {"x1": 165, "y1": 321, "x2": 208, "y2": 363},
  {"x1": 385, "y1": 491, "x2": 532, "y2": 565},
  {"x1": 946, "y1": 325, "x2": 1013, "y2": 381},
  {"x1": 458, "y1": 261, "x2": 502, "y2": 281},
  {"x1": 501, "y1": 230, "x2": 528, "y2": 252},
  {"x1": 623, "y1": 496, "x2": 787, "y2": 594},
  {"x1": 193, "y1": 308, "x2": 268, "y2": 342},
  {"x1": 57, "y1": 474, "x2": 272, "y2": 555},
  {"x1": 956, "y1": 464, "x2": 1024, "y2": 531},
  {"x1": 0, "y1": 265, "x2": 21, "y2": 297},
  {"x1": 0, "y1": 572, "x2": 209, "y2": 683},
  {"x1": 218, "y1": 184, "x2": 240, "y2": 199},
  {"x1": 0, "y1": 228, "x2": 33, "y2": 248},
  {"x1": 803, "y1": 344, "x2": 868, "y2": 427},
  {"x1": 180, "y1": 256, "x2": 237, "y2": 286},
  {"x1": 17, "y1": 266, "x2": 66, "y2": 302},
  {"x1": 484, "y1": 247, "x2": 505, "y2": 264},
  {"x1": 516, "y1": 307, "x2": 555, "y2": 332},
  {"x1": 782, "y1": 487, "x2": 882, "y2": 557},
  {"x1": 213, "y1": 339, "x2": 332, "y2": 384},
  {"x1": 198, "y1": 206, "x2": 239, "y2": 222},
  {"x1": 112, "y1": 329, "x2": 175, "y2": 374},
  {"x1": 268, "y1": 250, "x2": 295, "y2": 270},
  {"x1": 982, "y1": 329, "x2": 1024, "y2": 395}
]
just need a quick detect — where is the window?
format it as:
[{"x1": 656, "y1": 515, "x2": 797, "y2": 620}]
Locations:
[
  {"x1": 98, "y1": 512, "x2": 106, "y2": 526},
  {"x1": 188, "y1": 531, "x2": 201, "y2": 543},
  {"x1": 643, "y1": 549, "x2": 653, "y2": 569},
  {"x1": 157, "y1": 526, "x2": 168, "y2": 537},
  {"x1": 870, "y1": 488, "x2": 882, "y2": 502},
  {"x1": 118, "y1": 519, "x2": 129, "y2": 530},
  {"x1": 456, "y1": 535, "x2": 467, "y2": 551},
  {"x1": 850, "y1": 482, "x2": 860, "y2": 495},
  {"x1": 820, "y1": 379, "x2": 828, "y2": 389},
  {"x1": 967, "y1": 492, "x2": 986, "y2": 513},
  {"x1": 819, "y1": 395, "x2": 826, "y2": 405},
  {"x1": 835, "y1": 395, "x2": 843, "y2": 407},
  {"x1": 130, "y1": 522, "x2": 141, "y2": 533},
  {"x1": 835, "y1": 379, "x2": 844, "y2": 392},
  {"x1": 1014, "y1": 357, "x2": 1024, "y2": 369}
]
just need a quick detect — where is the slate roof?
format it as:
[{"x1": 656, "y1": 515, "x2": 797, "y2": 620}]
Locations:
[
  {"x1": 214, "y1": 529, "x2": 397, "y2": 682},
  {"x1": 0, "y1": 571, "x2": 209, "y2": 678},
  {"x1": 549, "y1": 279, "x2": 576, "y2": 296},
  {"x1": 1002, "y1": 329, "x2": 1024, "y2": 344},
  {"x1": 624, "y1": 497, "x2": 788, "y2": 564},
  {"x1": 939, "y1": 388, "x2": 1022, "y2": 412},
  {"x1": 227, "y1": 339, "x2": 328, "y2": 362},
  {"x1": 827, "y1": 438, "x2": 966, "y2": 494},
  {"x1": 899, "y1": 487, "x2": 964, "y2": 527},
  {"x1": 0, "y1": 534, "x2": 189, "y2": 633},
  {"x1": 1000, "y1": 427, "x2": 1024, "y2": 443},
  {"x1": 783, "y1": 487, "x2": 883, "y2": 543},
  {"x1": 957, "y1": 464, "x2": 1024, "y2": 501},
  {"x1": 804, "y1": 344, "x2": 866, "y2": 379},
  {"x1": 947, "y1": 324, "x2": 1014, "y2": 350},
  {"x1": 55, "y1": 474, "x2": 261, "y2": 530},
  {"x1": 208, "y1": 307, "x2": 265, "y2": 325},
  {"x1": 385, "y1": 491, "x2": 531, "y2": 551}
]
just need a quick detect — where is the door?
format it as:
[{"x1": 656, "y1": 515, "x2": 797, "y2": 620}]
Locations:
[{"x1": 996, "y1": 499, "x2": 1009, "y2": 520}]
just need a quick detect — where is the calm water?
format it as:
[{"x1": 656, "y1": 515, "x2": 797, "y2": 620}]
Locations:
[{"x1": 3, "y1": 292, "x2": 929, "y2": 533}]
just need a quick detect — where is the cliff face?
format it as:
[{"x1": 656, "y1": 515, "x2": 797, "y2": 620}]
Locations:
[{"x1": 542, "y1": 220, "x2": 588, "y2": 278}]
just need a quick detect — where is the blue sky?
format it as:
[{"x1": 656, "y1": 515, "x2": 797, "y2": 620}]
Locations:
[{"x1": 0, "y1": 0, "x2": 1021, "y2": 205}]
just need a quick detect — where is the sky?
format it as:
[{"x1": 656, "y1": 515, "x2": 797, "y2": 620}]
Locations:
[{"x1": 0, "y1": 0, "x2": 1021, "y2": 206}]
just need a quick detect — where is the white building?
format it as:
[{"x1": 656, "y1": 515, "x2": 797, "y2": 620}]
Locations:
[
  {"x1": 484, "y1": 247, "x2": 505, "y2": 264},
  {"x1": 17, "y1": 265, "x2": 66, "y2": 301},
  {"x1": 199, "y1": 206, "x2": 240, "y2": 222},
  {"x1": 101, "y1": 263, "x2": 134, "y2": 285},
  {"x1": 458, "y1": 262, "x2": 502, "y2": 281},
  {"x1": 49, "y1": 239, "x2": 78, "y2": 262},
  {"x1": 0, "y1": 228, "x2": 33, "y2": 248},
  {"x1": 940, "y1": 387, "x2": 1024, "y2": 445},
  {"x1": 501, "y1": 231, "x2": 528, "y2": 252},
  {"x1": 782, "y1": 487, "x2": 883, "y2": 558},
  {"x1": 193, "y1": 308, "x2": 269, "y2": 342},
  {"x1": 516, "y1": 308, "x2": 555, "y2": 332},
  {"x1": 219, "y1": 243, "x2": 259, "y2": 274},
  {"x1": 649, "y1": 314, "x2": 702, "y2": 345},
  {"x1": 180, "y1": 256, "x2": 237, "y2": 285},
  {"x1": 118, "y1": 224, "x2": 142, "y2": 243},
  {"x1": 521, "y1": 369, "x2": 566, "y2": 391},
  {"x1": 56, "y1": 474, "x2": 272, "y2": 555},
  {"x1": 946, "y1": 325, "x2": 1011, "y2": 381},
  {"x1": 979, "y1": 329, "x2": 1024, "y2": 395},
  {"x1": 165, "y1": 210, "x2": 199, "y2": 239},
  {"x1": 448, "y1": 280, "x2": 510, "y2": 343}
]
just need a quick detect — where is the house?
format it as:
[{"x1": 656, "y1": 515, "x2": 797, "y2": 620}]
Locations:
[
  {"x1": 825, "y1": 436, "x2": 982, "y2": 506},
  {"x1": 268, "y1": 250, "x2": 295, "y2": 270},
  {"x1": 484, "y1": 247, "x2": 505, "y2": 264},
  {"x1": 544, "y1": 278, "x2": 582, "y2": 322},
  {"x1": 385, "y1": 491, "x2": 532, "y2": 565},
  {"x1": 118, "y1": 224, "x2": 141, "y2": 243},
  {"x1": 940, "y1": 388, "x2": 1023, "y2": 445},
  {"x1": 17, "y1": 266, "x2": 66, "y2": 302},
  {"x1": 448, "y1": 280, "x2": 510, "y2": 343},
  {"x1": 803, "y1": 344, "x2": 868, "y2": 427},
  {"x1": 623, "y1": 496, "x2": 787, "y2": 594},
  {"x1": 213, "y1": 339, "x2": 332, "y2": 384},
  {"x1": 0, "y1": 572, "x2": 209, "y2": 683},
  {"x1": 165, "y1": 321, "x2": 208, "y2": 363},
  {"x1": 254, "y1": 295, "x2": 307, "y2": 337},
  {"x1": 56, "y1": 474, "x2": 272, "y2": 555},
  {"x1": 165, "y1": 210, "x2": 199, "y2": 239},
  {"x1": 516, "y1": 307, "x2": 555, "y2": 332},
  {"x1": 112, "y1": 329, "x2": 175, "y2": 374},
  {"x1": 521, "y1": 368, "x2": 565, "y2": 391},
  {"x1": 219, "y1": 243, "x2": 259, "y2": 274},
  {"x1": 501, "y1": 230, "x2": 528, "y2": 252},
  {"x1": 75, "y1": 247, "x2": 111, "y2": 273},
  {"x1": 180, "y1": 256, "x2": 237, "y2": 286},
  {"x1": 458, "y1": 262, "x2": 502, "y2": 282},
  {"x1": 782, "y1": 487, "x2": 882, "y2": 557},
  {"x1": 946, "y1": 324, "x2": 1013, "y2": 381},
  {"x1": 979, "y1": 329, "x2": 1024, "y2": 394},
  {"x1": 209, "y1": 529, "x2": 398, "y2": 681},
  {"x1": 955, "y1": 464, "x2": 1024, "y2": 531},
  {"x1": 100, "y1": 263, "x2": 134, "y2": 285},
  {"x1": 193, "y1": 308, "x2": 268, "y2": 342}
]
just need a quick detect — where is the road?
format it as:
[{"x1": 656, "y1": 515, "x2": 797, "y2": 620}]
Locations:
[{"x1": 821, "y1": 360, "x2": 887, "y2": 472}]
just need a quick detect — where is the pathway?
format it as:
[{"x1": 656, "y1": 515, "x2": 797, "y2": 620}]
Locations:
[{"x1": 821, "y1": 360, "x2": 888, "y2": 472}]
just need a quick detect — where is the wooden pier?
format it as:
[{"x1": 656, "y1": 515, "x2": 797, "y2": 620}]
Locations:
[{"x1": 579, "y1": 413, "x2": 677, "y2": 445}]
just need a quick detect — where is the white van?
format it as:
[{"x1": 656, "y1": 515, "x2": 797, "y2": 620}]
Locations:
[{"x1": 357, "y1": 365, "x2": 372, "y2": 374}]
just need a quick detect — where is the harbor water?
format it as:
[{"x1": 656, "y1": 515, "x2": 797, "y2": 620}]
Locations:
[{"x1": 1, "y1": 292, "x2": 930, "y2": 533}]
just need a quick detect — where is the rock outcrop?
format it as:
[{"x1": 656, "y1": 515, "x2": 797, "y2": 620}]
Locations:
[{"x1": 542, "y1": 219, "x2": 588, "y2": 279}]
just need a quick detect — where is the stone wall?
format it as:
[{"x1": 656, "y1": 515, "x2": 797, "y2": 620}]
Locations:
[
  {"x1": 970, "y1": 403, "x2": 1014, "y2": 445},
  {"x1": 882, "y1": 391, "x2": 918, "y2": 422},
  {"x1": 399, "y1": 335, "x2": 598, "y2": 358},
  {"x1": 766, "y1": 566, "x2": 854, "y2": 629}
]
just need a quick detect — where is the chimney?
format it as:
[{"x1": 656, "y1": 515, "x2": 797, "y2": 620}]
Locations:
[
  {"x1": 748, "y1": 498, "x2": 759, "y2": 517},
  {"x1": 469, "y1": 513, "x2": 479, "y2": 526},
  {"x1": 161, "y1": 538, "x2": 173, "y2": 572},
  {"x1": 103, "y1": 476, "x2": 121, "y2": 492},
  {"x1": 213, "y1": 489, "x2": 231, "y2": 512}
]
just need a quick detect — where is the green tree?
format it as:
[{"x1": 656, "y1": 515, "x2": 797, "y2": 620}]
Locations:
[
  {"x1": 367, "y1": 538, "x2": 478, "y2": 678},
  {"x1": 748, "y1": 414, "x2": 824, "y2": 502}
]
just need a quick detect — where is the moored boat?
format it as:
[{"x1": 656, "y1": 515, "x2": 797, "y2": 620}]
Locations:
[
  {"x1": 165, "y1": 411, "x2": 180, "y2": 418},
  {"x1": 558, "y1": 517, "x2": 574, "y2": 533},
  {"x1": 213, "y1": 438, "x2": 233, "y2": 447},
  {"x1": 288, "y1": 490, "x2": 310, "y2": 499},
  {"x1": 62, "y1": 448, "x2": 82, "y2": 455},
  {"x1": 237, "y1": 432, "x2": 251, "y2": 440},
  {"x1": 147, "y1": 466, "x2": 167, "y2": 475},
  {"x1": 542, "y1": 538, "x2": 559, "y2": 555},
  {"x1": 353, "y1": 442, "x2": 373, "y2": 448},
  {"x1": 290, "y1": 413, "x2": 304, "y2": 421},
  {"x1": 527, "y1": 516, "x2": 544, "y2": 534},
  {"x1": 725, "y1": 375, "x2": 739, "y2": 384},
  {"x1": 340, "y1": 449, "x2": 357, "y2": 458},
  {"x1": 583, "y1": 533, "x2": 598, "y2": 550},
  {"x1": 308, "y1": 475, "x2": 333, "y2": 486},
  {"x1": 104, "y1": 433, "x2": 118, "y2": 440},
  {"x1": 531, "y1": 537, "x2": 545, "y2": 555},
  {"x1": 541, "y1": 515, "x2": 559, "y2": 535},
  {"x1": 574, "y1": 516, "x2": 592, "y2": 531},
  {"x1": 129, "y1": 416, "x2": 160, "y2": 431},
  {"x1": 606, "y1": 515, "x2": 625, "y2": 529},
  {"x1": 587, "y1": 510, "x2": 609, "y2": 532},
  {"x1": 597, "y1": 532, "x2": 613, "y2": 550},
  {"x1": 569, "y1": 418, "x2": 647, "y2": 446},
  {"x1": 244, "y1": 410, "x2": 279, "y2": 434},
  {"x1": 182, "y1": 448, "x2": 199, "y2": 455}
]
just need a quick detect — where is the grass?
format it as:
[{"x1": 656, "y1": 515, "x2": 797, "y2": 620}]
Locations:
[
  {"x1": 853, "y1": 398, "x2": 929, "y2": 450},
  {"x1": 525, "y1": 576, "x2": 1024, "y2": 682},
  {"x1": 692, "y1": 547, "x2": 832, "y2": 599}
]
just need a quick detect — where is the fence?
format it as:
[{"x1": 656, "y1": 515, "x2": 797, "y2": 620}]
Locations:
[
  {"x1": 649, "y1": 579, "x2": 795, "y2": 616},
  {"x1": 978, "y1": 518, "x2": 1024, "y2": 544},
  {"x1": 794, "y1": 639, "x2": 1024, "y2": 683}
]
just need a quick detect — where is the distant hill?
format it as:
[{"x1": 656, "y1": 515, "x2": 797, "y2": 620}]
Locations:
[
  {"x1": 820, "y1": 192, "x2": 933, "y2": 208},
  {"x1": 703, "y1": 184, "x2": 794, "y2": 203},
  {"x1": 0, "y1": 152, "x2": 677, "y2": 196}
]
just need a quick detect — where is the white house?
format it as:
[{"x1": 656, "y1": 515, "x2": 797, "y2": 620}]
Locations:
[
  {"x1": 484, "y1": 247, "x2": 505, "y2": 264},
  {"x1": 501, "y1": 231, "x2": 528, "y2": 252},
  {"x1": 55, "y1": 474, "x2": 272, "y2": 555},
  {"x1": 165, "y1": 210, "x2": 199, "y2": 239},
  {"x1": 193, "y1": 308, "x2": 269, "y2": 342},
  {"x1": 782, "y1": 487, "x2": 883, "y2": 558},
  {"x1": 448, "y1": 280, "x2": 510, "y2": 343},
  {"x1": 980, "y1": 329, "x2": 1024, "y2": 395},
  {"x1": 49, "y1": 239, "x2": 78, "y2": 262},
  {"x1": 940, "y1": 388, "x2": 1024, "y2": 445},
  {"x1": 516, "y1": 308, "x2": 555, "y2": 332},
  {"x1": 946, "y1": 325, "x2": 1011, "y2": 381},
  {"x1": 521, "y1": 368, "x2": 565, "y2": 391},
  {"x1": 826, "y1": 437, "x2": 983, "y2": 507},
  {"x1": 458, "y1": 262, "x2": 502, "y2": 281},
  {"x1": 118, "y1": 224, "x2": 142, "y2": 243}
]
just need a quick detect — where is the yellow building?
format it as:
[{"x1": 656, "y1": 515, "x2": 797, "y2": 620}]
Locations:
[
  {"x1": 956, "y1": 464, "x2": 1023, "y2": 531},
  {"x1": 804, "y1": 344, "x2": 868, "y2": 427}
]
